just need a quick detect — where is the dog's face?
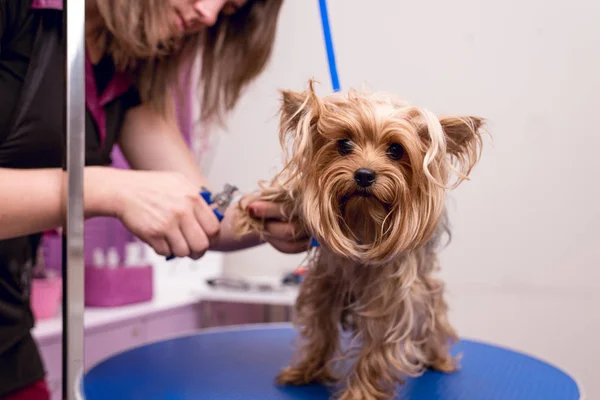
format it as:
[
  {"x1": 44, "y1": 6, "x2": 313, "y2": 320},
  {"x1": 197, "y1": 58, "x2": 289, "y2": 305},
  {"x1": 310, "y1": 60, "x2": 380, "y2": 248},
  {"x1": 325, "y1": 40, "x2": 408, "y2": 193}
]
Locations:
[{"x1": 275, "y1": 81, "x2": 484, "y2": 265}]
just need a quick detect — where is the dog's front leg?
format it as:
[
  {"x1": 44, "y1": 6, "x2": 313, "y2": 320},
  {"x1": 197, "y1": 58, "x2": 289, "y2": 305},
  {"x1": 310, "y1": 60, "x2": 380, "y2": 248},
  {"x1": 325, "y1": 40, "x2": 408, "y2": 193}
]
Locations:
[
  {"x1": 338, "y1": 343, "x2": 403, "y2": 400},
  {"x1": 337, "y1": 265, "x2": 429, "y2": 400},
  {"x1": 338, "y1": 276, "x2": 460, "y2": 400},
  {"x1": 418, "y1": 273, "x2": 460, "y2": 373},
  {"x1": 277, "y1": 265, "x2": 342, "y2": 386}
]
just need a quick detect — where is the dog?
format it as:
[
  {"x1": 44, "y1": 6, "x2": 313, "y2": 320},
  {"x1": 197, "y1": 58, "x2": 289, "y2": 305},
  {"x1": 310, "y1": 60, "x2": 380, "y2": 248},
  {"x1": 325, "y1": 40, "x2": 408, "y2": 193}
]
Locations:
[{"x1": 235, "y1": 80, "x2": 485, "y2": 400}]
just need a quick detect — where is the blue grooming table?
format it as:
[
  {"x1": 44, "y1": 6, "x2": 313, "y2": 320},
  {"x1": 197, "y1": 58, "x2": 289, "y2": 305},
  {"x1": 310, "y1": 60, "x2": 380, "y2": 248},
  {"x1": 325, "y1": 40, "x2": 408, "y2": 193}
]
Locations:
[{"x1": 81, "y1": 323, "x2": 580, "y2": 400}]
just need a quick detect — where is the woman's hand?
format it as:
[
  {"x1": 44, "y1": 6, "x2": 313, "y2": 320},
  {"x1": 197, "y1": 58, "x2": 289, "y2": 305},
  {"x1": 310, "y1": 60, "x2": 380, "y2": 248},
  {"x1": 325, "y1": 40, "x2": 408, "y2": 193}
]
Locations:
[
  {"x1": 246, "y1": 200, "x2": 310, "y2": 254},
  {"x1": 104, "y1": 169, "x2": 220, "y2": 259}
]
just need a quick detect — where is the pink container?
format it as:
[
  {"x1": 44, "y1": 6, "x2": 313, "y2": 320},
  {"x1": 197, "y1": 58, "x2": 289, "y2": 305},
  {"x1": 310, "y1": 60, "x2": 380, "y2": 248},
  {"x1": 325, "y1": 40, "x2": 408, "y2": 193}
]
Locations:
[
  {"x1": 31, "y1": 277, "x2": 63, "y2": 320},
  {"x1": 84, "y1": 265, "x2": 153, "y2": 307}
]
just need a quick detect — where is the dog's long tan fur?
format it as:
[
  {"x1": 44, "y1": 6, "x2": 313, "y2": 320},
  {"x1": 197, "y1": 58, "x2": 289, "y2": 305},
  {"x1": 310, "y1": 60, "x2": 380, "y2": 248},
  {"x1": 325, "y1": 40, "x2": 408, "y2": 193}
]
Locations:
[{"x1": 235, "y1": 80, "x2": 485, "y2": 400}]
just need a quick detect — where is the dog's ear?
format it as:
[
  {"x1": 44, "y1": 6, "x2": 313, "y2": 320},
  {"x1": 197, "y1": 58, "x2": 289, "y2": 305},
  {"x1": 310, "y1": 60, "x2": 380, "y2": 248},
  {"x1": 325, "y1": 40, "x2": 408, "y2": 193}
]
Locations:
[
  {"x1": 279, "y1": 79, "x2": 321, "y2": 134},
  {"x1": 280, "y1": 90, "x2": 309, "y2": 130},
  {"x1": 439, "y1": 116, "x2": 485, "y2": 179},
  {"x1": 274, "y1": 80, "x2": 324, "y2": 185},
  {"x1": 439, "y1": 116, "x2": 484, "y2": 156},
  {"x1": 416, "y1": 110, "x2": 485, "y2": 186}
]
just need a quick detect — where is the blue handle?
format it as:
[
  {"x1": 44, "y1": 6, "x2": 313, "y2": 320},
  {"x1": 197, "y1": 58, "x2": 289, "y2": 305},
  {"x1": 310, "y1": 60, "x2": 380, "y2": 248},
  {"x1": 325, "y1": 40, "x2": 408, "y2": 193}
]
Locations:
[
  {"x1": 200, "y1": 190, "x2": 212, "y2": 205},
  {"x1": 166, "y1": 191, "x2": 223, "y2": 260},
  {"x1": 200, "y1": 190, "x2": 225, "y2": 222},
  {"x1": 201, "y1": 190, "x2": 225, "y2": 222}
]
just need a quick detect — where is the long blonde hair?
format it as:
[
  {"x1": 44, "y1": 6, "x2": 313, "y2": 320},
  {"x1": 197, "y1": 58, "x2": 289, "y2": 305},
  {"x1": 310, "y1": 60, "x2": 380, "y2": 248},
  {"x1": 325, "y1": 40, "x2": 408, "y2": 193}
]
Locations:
[{"x1": 91, "y1": 0, "x2": 284, "y2": 123}]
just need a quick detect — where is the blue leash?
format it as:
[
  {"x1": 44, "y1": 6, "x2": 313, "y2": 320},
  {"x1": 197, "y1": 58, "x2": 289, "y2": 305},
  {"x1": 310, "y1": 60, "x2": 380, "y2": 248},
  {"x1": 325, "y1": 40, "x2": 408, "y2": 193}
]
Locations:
[{"x1": 311, "y1": 0, "x2": 340, "y2": 248}]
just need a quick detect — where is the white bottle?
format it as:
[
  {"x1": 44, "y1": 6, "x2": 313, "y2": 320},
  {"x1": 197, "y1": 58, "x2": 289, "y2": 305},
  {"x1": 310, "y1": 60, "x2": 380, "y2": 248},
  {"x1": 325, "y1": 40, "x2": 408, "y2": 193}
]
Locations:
[
  {"x1": 124, "y1": 242, "x2": 143, "y2": 267},
  {"x1": 92, "y1": 248, "x2": 105, "y2": 268},
  {"x1": 105, "y1": 247, "x2": 120, "y2": 269}
]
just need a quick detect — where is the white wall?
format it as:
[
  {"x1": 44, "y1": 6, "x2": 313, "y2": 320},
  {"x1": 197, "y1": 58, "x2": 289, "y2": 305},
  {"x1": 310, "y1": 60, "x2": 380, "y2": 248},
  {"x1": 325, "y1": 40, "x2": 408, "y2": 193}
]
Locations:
[{"x1": 204, "y1": 0, "x2": 600, "y2": 397}]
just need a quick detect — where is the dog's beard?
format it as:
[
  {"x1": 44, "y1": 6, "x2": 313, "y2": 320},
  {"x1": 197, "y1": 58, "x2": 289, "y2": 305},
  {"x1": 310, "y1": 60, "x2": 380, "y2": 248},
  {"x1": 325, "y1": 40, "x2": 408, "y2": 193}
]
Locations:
[
  {"x1": 340, "y1": 194, "x2": 390, "y2": 246},
  {"x1": 303, "y1": 168, "x2": 409, "y2": 265},
  {"x1": 303, "y1": 165, "x2": 446, "y2": 265}
]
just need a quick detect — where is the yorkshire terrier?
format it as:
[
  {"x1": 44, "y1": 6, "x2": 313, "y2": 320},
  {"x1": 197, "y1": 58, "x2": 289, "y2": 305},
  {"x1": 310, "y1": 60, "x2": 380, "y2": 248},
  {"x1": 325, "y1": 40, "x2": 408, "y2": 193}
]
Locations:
[{"x1": 235, "y1": 80, "x2": 485, "y2": 400}]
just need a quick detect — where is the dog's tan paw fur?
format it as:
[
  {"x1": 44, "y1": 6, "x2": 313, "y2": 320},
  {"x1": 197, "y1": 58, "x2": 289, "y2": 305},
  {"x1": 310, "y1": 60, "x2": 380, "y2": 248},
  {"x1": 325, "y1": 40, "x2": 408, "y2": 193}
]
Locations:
[
  {"x1": 276, "y1": 364, "x2": 338, "y2": 386},
  {"x1": 429, "y1": 355, "x2": 460, "y2": 374}
]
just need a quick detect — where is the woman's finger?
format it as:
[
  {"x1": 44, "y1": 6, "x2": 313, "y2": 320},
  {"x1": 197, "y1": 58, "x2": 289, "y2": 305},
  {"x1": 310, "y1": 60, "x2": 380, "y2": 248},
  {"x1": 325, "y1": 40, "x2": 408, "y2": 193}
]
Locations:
[
  {"x1": 189, "y1": 250, "x2": 207, "y2": 260},
  {"x1": 267, "y1": 237, "x2": 311, "y2": 254},
  {"x1": 248, "y1": 201, "x2": 291, "y2": 220},
  {"x1": 165, "y1": 228, "x2": 190, "y2": 258},
  {"x1": 148, "y1": 237, "x2": 171, "y2": 257},
  {"x1": 180, "y1": 213, "x2": 210, "y2": 256},
  {"x1": 264, "y1": 220, "x2": 309, "y2": 241},
  {"x1": 193, "y1": 195, "x2": 221, "y2": 239}
]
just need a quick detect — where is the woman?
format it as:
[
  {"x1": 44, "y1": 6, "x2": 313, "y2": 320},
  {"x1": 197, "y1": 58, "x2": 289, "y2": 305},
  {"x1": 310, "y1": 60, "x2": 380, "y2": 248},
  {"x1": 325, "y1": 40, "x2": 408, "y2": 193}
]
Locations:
[{"x1": 0, "y1": 0, "x2": 308, "y2": 398}]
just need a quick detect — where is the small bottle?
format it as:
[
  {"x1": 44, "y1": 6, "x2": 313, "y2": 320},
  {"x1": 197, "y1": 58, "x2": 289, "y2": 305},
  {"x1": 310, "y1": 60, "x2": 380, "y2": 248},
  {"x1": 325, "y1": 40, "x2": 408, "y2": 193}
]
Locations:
[
  {"x1": 105, "y1": 247, "x2": 120, "y2": 269},
  {"x1": 92, "y1": 248, "x2": 105, "y2": 268},
  {"x1": 124, "y1": 242, "x2": 142, "y2": 267}
]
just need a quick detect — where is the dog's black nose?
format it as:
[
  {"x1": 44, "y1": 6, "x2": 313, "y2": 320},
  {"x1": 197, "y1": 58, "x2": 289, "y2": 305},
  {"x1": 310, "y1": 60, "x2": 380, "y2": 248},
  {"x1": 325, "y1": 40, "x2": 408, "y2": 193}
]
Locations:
[{"x1": 354, "y1": 168, "x2": 376, "y2": 188}]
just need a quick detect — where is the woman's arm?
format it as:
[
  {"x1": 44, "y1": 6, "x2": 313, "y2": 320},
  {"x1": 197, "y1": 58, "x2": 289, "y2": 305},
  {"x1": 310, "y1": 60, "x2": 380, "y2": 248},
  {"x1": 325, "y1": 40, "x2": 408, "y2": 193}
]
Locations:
[
  {"x1": 118, "y1": 103, "x2": 265, "y2": 251},
  {"x1": 0, "y1": 166, "x2": 118, "y2": 240},
  {"x1": 118, "y1": 104, "x2": 207, "y2": 186},
  {"x1": 0, "y1": 163, "x2": 229, "y2": 258}
]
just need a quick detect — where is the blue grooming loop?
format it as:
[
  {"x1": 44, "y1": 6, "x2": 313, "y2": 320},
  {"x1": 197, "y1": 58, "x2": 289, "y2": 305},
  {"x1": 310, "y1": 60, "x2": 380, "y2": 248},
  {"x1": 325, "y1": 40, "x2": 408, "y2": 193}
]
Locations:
[{"x1": 81, "y1": 324, "x2": 581, "y2": 399}]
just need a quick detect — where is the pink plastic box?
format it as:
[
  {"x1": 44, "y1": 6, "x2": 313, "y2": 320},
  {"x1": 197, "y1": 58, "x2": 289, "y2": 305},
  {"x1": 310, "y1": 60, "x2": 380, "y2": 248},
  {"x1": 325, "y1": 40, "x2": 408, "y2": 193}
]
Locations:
[{"x1": 84, "y1": 265, "x2": 153, "y2": 307}]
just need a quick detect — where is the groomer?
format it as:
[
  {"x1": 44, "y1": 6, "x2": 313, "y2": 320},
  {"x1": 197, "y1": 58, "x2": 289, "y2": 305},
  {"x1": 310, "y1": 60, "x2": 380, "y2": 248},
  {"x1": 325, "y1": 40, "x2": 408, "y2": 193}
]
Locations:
[{"x1": 0, "y1": 0, "x2": 309, "y2": 398}]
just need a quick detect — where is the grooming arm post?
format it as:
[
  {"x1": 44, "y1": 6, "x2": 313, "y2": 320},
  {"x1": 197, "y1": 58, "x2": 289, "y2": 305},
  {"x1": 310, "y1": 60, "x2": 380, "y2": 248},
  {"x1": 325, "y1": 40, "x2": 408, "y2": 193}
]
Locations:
[{"x1": 63, "y1": 0, "x2": 86, "y2": 398}]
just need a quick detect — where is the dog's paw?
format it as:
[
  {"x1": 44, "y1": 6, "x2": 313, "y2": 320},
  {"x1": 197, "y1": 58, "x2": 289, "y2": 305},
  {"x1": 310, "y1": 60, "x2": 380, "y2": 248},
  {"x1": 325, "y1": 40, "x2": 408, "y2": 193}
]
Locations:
[
  {"x1": 429, "y1": 356, "x2": 460, "y2": 373},
  {"x1": 336, "y1": 389, "x2": 392, "y2": 400},
  {"x1": 276, "y1": 366, "x2": 309, "y2": 386},
  {"x1": 337, "y1": 393, "x2": 367, "y2": 400},
  {"x1": 232, "y1": 195, "x2": 264, "y2": 238},
  {"x1": 276, "y1": 365, "x2": 337, "y2": 386}
]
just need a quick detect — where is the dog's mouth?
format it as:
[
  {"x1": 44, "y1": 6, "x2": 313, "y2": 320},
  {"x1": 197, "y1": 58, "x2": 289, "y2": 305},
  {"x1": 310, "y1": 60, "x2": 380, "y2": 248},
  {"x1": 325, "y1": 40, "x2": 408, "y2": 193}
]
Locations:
[
  {"x1": 339, "y1": 190, "x2": 389, "y2": 212},
  {"x1": 336, "y1": 190, "x2": 394, "y2": 246},
  {"x1": 353, "y1": 189, "x2": 374, "y2": 199}
]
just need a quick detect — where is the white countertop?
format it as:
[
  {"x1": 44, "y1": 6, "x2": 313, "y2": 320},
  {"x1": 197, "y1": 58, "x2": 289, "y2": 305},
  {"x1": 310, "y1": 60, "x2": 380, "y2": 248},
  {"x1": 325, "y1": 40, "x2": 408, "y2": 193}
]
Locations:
[
  {"x1": 32, "y1": 280, "x2": 299, "y2": 342},
  {"x1": 32, "y1": 248, "x2": 301, "y2": 342}
]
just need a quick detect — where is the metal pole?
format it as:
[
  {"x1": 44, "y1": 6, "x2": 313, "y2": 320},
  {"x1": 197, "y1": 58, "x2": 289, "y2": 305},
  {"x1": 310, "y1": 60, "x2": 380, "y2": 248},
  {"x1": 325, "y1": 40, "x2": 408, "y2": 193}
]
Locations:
[{"x1": 63, "y1": 0, "x2": 86, "y2": 398}]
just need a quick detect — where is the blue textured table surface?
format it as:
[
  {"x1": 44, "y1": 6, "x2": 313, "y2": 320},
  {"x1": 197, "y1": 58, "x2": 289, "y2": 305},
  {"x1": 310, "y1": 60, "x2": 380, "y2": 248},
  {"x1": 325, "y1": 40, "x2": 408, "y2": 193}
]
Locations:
[{"x1": 82, "y1": 324, "x2": 580, "y2": 400}]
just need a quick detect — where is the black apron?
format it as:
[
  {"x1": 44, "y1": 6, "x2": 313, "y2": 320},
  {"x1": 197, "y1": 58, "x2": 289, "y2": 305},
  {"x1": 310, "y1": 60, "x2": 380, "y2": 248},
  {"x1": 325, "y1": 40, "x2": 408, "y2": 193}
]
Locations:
[
  {"x1": 0, "y1": 8, "x2": 64, "y2": 396},
  {"x1": 0, "y1": 4, "x2": 140, "y2": 395}
]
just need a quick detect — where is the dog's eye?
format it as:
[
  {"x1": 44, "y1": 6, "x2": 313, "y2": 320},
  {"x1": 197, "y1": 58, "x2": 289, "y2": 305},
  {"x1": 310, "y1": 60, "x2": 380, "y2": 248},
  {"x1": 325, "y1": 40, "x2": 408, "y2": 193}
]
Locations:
[
  {"x1": 337, "y1": 139, "x2": 353, "y2": 156},
  {"x1": 387, "y1": 143, "x2": 404, "y2": 160}
]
